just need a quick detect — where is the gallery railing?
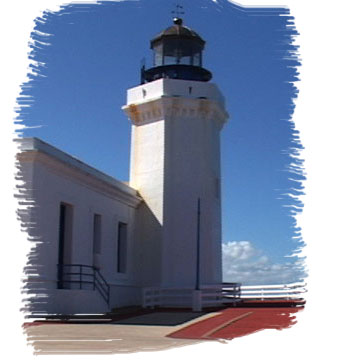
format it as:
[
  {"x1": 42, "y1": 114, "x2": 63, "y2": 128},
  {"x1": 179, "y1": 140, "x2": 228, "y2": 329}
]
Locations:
[{"x1": 57, "y1": 264, "x2": 110, "y2": 305}]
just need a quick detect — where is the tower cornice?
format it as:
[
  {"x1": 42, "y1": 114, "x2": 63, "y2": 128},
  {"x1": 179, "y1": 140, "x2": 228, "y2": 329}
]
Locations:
[
  {"x1": 122, "y1": 78, "x2": 229, "y2": 128},
  {"x1": 123, "y1": 96, "x2": 228, "y2": 128}
]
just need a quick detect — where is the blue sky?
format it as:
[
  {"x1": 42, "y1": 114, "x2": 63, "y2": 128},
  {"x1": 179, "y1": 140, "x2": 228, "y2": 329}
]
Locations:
[{"x1": 18, "y1": 0, "x2": 305, "y2": 284}]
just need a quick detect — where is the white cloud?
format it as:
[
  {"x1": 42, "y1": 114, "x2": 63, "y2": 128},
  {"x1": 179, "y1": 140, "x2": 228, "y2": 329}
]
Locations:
[{"x1": 222, "y1": 241, "x2": 306, "y2": 285}]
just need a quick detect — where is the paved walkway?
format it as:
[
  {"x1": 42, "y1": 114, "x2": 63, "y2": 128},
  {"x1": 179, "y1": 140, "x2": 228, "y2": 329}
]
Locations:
[
  {"x1": 24, "y1": 312, "x2": 217, "y2": 355},
  {"x1": 24, "y1": 305, "x2": 304, "y2": 355}
]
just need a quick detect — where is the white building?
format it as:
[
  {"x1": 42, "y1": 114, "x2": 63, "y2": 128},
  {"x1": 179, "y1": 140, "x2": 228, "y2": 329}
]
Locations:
[{"x1": 18, "y1": 18, "x2": 229, "y2": 315}]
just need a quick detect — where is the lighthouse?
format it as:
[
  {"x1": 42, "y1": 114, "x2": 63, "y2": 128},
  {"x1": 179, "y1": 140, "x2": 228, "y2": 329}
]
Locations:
[{"x1": 123, "y1": 18, "x2": 228, "y2": 292}]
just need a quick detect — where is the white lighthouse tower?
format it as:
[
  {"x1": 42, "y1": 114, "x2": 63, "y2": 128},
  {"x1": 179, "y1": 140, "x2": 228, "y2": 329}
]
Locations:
[{"x1": 123, "y1": 18, "x2": 228, "y2": 296}]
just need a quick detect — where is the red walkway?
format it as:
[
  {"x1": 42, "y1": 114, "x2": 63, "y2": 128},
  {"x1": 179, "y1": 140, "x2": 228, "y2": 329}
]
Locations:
[{"x1": 167, "y1": 306, "x2": 303, "y2": 341}]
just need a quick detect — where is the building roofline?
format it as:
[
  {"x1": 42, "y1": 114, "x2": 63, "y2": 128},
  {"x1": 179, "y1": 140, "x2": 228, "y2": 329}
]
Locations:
[{"x1": 16, "y1": 137, "x2": 140, "y2": 200}]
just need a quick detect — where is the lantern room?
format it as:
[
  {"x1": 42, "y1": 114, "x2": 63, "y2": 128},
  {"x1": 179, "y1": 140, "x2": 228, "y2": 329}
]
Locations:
[{"x1": 141, "y1": 18, "x2": 212, "y2": 83}]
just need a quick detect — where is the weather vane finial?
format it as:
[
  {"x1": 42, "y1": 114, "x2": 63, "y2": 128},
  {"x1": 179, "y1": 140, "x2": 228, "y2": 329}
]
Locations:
[{"x1": 171, "y1": 4, "x2": 184, "y2": 25}]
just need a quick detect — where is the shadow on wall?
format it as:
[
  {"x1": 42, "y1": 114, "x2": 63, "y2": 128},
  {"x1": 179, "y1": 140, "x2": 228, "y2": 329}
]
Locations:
[{"x1": 134, "y1": 201, "x2": 163, "y2": 287}]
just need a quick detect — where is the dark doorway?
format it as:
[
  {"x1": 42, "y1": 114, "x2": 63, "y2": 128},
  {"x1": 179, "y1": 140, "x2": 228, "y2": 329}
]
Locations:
[{"x1": 58, "y1": 202, "x2": 73, "y2": 289}]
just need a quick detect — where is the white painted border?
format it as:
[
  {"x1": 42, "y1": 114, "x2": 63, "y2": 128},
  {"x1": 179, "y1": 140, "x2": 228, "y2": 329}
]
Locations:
[{"x1": 2, "y1": 0, "x2": 336, "y2": 358}]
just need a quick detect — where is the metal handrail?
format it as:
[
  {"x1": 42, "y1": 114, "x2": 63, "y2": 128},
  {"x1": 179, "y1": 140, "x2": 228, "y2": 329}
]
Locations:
[{"x1": 57, "y1": 264, "x2": 110, "y2": 305}]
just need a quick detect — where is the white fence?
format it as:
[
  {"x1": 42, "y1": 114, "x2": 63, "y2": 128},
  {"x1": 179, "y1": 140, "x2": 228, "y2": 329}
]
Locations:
[
  {"x1": 142, "y1": 282, "x2": 306, "y2": 309},
  {"x1": 239, "y1": 282, "x2": 307, "y2": 300},
  {"x1": 142, "y1": 283, "x2": 241, "y2": 309},
  {"x1": 142, "y1": 287, "x2": 193, "y2": 308}
]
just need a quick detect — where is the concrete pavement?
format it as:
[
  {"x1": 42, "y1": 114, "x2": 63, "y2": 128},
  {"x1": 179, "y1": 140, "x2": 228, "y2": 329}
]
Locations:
[{"x1": 24, "y1": 311, "x2": 220, "y2": 355}]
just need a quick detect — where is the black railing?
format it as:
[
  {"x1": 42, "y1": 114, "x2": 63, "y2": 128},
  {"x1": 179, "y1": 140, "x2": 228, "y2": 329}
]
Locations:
[{"x1": 57, "y1": 264, "x2": 110, "y2": 305}]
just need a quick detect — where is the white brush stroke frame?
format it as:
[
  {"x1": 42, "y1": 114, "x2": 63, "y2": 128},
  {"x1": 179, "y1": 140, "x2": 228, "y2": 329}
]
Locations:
[{"x1": 2, "y1": 0, "x2": 336, "y2": 358}]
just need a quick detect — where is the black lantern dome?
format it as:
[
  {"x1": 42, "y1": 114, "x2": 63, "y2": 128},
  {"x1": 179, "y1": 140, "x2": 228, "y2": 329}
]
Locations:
[{"x1": 141, "y1": 18, "x2": 212, "y2": 83}]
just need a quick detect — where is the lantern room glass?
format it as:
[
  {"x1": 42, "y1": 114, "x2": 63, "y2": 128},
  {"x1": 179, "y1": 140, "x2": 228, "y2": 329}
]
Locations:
[{"x1": 153, "y1": 38, "x2": 203, "y2": 67}]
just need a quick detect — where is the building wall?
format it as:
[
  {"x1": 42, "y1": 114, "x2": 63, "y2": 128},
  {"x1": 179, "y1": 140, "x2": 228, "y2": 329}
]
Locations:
[{"x1": 18, "y1": 139, "x2": 142, "y2": 314}]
